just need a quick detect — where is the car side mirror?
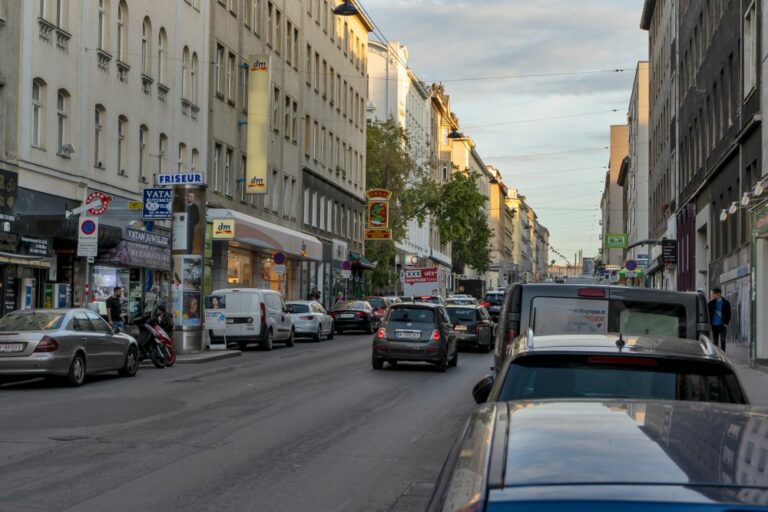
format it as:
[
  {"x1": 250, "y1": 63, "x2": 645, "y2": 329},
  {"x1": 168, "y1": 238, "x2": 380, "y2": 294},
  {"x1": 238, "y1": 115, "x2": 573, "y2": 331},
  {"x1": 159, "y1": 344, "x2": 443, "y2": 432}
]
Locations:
[{"x1": 472, "y1": 375, "x2": 495, "y2": 404}]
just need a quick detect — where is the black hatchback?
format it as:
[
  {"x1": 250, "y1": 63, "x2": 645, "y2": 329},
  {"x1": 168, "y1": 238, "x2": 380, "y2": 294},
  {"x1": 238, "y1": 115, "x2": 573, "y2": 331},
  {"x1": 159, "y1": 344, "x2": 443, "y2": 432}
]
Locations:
[{"x1": 372, "y1": 303, "x2": 458, "y2": 372}]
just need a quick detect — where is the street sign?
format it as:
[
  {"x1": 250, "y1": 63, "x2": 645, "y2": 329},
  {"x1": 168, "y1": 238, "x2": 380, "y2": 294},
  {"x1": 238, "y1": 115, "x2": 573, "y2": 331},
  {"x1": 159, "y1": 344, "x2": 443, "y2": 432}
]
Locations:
[
  {"x1": 625, "y1": 260, "x2": 637, "y2": 271},
  {"x1": 77, "y1": 217, "x2": 98, "y2": 257},
  {"x1": 85, "y1": 191, "x2": 112, "y2": 216},
  {"x1": 605, "y1": 233, "x2": 628, "y2": 249},
  {"x1": 273, "y1": 252, "x2": 286, "y2": 265},
  {"x1": 661, "y1": 239, "x2": 678, "y2": 264},
  {"x1": 156, "y1": 172, "x2": 204, "y2": 186},
  {"x1": 274, "y1": 264, "x2": 286, "y2": 274},
  {"x1": 127, "y1": 201, "x2": 143, "y2": 210},
  {"x1": 212, "y1": 218, "x2": 235, "y2": 239},
  {"x1": 142, "y1": 188, "x2": 173, "y2": 219}
]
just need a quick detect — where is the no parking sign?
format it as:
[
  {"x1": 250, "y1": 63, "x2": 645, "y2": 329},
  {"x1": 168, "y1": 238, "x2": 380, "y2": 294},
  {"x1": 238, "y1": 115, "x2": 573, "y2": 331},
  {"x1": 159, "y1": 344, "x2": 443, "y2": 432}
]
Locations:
[{"x1": 77, "y1": 217, "x2": 99, "y2": 257}]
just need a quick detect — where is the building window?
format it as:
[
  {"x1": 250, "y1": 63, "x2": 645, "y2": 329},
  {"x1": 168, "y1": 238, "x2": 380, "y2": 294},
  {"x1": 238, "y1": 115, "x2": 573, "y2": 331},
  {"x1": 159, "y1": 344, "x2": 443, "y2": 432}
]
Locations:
[
  {"x1": 215, "y1": 44, "x2": 225, "y2": 96},
  {"x1": 286, "y1": 20, "x2": 293, "y2": 65},
  {"x1": 54, "y1": 0, "x2": 65, "y2": 28},
  {"x1": 293, "y1": 28, "x2": 299, "y2": 67},
  {"x1": 254, "y1": 0, "x2": 261, "y2": 35},
  {"x1": 275, "y1": 9, "x2": 282, "y2": 54},
  {"x1": 282, "y1": 176, "x2": 290, "y2": 216},
  {"x1": 329, "y1": 68, "x2": 335, "y2": 105},
  {"x1": 178, "y1": 143, "x2": 186, "y2": 172},
  {"x1": 116, "y1": 1, "x2": 127, "y2": 61},
  {"x1": 191, "y1": 53, "x2": 199, "y2": 103},
  {"x1": 291, "y1": 100, "x2": 298, "y2": 143},
  {"x1": 117, "y1": 115, "x2": 127, "y2": 174},
  {"x1": 227, "y1": 52, "x2": 235, "y2": 101},
  {"x1": 311, "y1": 191, "x2": 318, "y2": 227},
  {"x1": 266, "y1": 1, "x2": 273, "y2": 46},
  {"x1": 319, "y1": 194, "x2": 325, "y2": 230},
  {"x1": 94, "y1": 105, "x2": 105, "y2": 166},
  {"x1": 303, "y1": 188, "x2": 310, "y2": 225},
  {"x1": 744, "y1": 2, "x2": 757, "y2": 97},
  {"x1": 182, "y1": 46, "x2": 190, "y2": 99},
  {"x1": 225, "y1": 148, "x2": 233, "y2": 196},
  {"x1": 191, "y1": 148, "x2": 199, "y2": 172},
  {"x1": 213, "y1": 143, "x2": 222, "y2": 192},
  {"x1": 306, "y1": 44, "x2": 312, "y2": 86},
  {"x1": 158, "y1": 28, "x2": 167, "y2": 83},
  {"x1": 158, "y1": 133, "x2": 167, "y2": 173},
  {"x1": 272, "y1": 87, "x2": 280, "y2": 133},
  {"x1": 243, "y1": 0, "x2": 251, "y2": 26},
  {"x1": 240, "y1": 155, "x2": 247, "y2": 201},
  {"x1": 139, "y1": 125, "x2": 148, "y2": 181},
  {"x1": 56, "y1": 89, "x2": 68, "y2": 154},
  {"x1": 97, "y1": 0, "x2": 107, "y2": 49},
  {"x1": 320, "y1": 127, "x2": 326, "y2": 165},
  {"x1": 283, "y1": 95, "x2": 291, "y2": 139},
  {"x1": 314, "y1": 52, "x2": 320, "y2": 91},
  {"x1": 304, "y1": 115, "x2": 311, "y2": 155},
  {"x1": 141, "y1": 17, "x2": 152, "y2": 76},
  {"x1": 31, "y1": 79, "x2": 45, "y2": 148},
  {"x1": 312, "y1": 121, "x2": 318, "y2": 160}
]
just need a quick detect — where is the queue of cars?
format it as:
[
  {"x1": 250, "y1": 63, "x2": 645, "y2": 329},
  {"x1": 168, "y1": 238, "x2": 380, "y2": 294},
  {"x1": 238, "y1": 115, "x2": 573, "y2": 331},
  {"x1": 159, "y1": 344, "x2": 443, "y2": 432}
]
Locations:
[{"x1": 426, "y1": 283, "x2": 767, "y2": 510}]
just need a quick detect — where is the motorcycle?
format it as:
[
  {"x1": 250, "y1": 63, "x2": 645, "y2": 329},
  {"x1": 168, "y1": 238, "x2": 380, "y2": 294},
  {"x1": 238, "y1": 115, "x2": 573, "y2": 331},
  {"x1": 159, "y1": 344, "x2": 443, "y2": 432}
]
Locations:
[
  {"x1": 147, "y1": 316, "x2": 176, "y2": 366},
  {"x1": 131, "y1": 314, "x2": 168, "y2": 368}
]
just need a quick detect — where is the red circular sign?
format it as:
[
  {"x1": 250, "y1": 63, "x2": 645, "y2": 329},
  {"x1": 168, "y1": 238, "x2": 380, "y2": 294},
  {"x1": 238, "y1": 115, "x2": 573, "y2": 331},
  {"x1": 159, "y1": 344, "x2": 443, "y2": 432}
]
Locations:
[{"x1": 86, "y1": 191, "x2": 112, "y2": 216}]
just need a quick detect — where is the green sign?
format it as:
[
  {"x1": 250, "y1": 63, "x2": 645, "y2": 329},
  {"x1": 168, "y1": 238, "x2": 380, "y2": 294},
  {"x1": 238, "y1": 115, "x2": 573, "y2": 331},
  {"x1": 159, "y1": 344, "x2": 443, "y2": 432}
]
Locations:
[{"x1": 606, "y1": 233, "x2": 628, "y2": 249}]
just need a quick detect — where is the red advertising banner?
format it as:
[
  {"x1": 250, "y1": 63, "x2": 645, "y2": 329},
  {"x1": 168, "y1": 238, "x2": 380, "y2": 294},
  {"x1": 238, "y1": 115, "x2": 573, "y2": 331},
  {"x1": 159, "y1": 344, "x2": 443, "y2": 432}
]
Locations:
[{"x1": 403, "y1": 267, "x2": 439, "y2": 285}]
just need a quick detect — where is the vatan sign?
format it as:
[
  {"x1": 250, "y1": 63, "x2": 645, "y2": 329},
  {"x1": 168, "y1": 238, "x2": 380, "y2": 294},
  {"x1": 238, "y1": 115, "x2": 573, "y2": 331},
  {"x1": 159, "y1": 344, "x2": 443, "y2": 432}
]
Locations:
[
  {"x1": 246, "y1": 55, "x2": 271, "y2": 194},
  {"x1": 605, "y1": 233, "x2": 628, "y2": 249},
  {"x1": 365, "y1": 189, "x2": 392, "y2": 240},
  {"x1": 142, "y1": 188, "x2": 173, "y2": 219},
  {"x1": 212, "y1": 218, "x2": 236, "y2": 239}
]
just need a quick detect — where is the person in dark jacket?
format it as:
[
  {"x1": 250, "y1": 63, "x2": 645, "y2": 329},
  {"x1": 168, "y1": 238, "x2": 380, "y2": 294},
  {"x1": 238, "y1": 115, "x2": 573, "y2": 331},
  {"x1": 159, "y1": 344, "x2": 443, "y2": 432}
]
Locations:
[{"x1": 708, "y1": 287, "x2": 731, "y2": 351}]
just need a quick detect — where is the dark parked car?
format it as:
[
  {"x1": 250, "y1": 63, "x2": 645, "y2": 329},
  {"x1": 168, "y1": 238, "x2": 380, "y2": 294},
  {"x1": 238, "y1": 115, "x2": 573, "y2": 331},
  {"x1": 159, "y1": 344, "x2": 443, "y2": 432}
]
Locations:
[
  {"x1": 493, "y1": 283, "x2": 711, "y2": 372},
  {"x1": 446, "y1": 305, "x2": 494, "y2": 352},
  {"x1": 363, "y1": 296, "x2": 391, "y2": 321},
  {"x1": 331, "y1": 300, "x2": 379, "y2": 334},
  {"x1": 372, "y1": 303, "x2": 458, "y2": 371},
  {"x1": 428, "y1": 400, "x2": 768, "y2": 511},
  {"x1": 473, "y1": 331, "x2": 748, "y2": 405}
]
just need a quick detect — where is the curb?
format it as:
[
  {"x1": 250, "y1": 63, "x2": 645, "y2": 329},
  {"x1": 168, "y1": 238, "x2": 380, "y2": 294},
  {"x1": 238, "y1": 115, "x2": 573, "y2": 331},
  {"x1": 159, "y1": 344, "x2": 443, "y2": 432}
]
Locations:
[{"x1": 139, "y1": 350, "x2": 242, "y2": 367}]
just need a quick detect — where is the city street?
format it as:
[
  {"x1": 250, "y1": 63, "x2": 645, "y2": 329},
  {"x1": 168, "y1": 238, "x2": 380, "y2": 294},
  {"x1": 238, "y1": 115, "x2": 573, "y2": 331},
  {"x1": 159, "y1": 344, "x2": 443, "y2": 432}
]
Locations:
[{"x1": 0, "y1": 334, "x2": 491, "y2": 512}]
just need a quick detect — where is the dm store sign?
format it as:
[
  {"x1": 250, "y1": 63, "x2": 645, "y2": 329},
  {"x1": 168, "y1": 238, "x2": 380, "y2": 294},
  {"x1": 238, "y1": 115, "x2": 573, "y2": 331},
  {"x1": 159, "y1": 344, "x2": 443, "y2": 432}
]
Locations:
[{"x1": 212, "y1": 219, "x2": 235, "y2": 240}]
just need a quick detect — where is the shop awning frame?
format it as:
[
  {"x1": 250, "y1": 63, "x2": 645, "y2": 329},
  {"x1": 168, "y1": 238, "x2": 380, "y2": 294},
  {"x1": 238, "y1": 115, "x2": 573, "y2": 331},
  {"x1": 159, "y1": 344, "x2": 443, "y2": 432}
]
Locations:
[
  {"x1": 349, "y1": 251, "x2": 376, "y2": 270},
  {"x1": 0, "y1": 251, "x2": 52, "y2": 268},
  {"x1": 207, "y1": 209, "x2": 323, "y2": 261}
]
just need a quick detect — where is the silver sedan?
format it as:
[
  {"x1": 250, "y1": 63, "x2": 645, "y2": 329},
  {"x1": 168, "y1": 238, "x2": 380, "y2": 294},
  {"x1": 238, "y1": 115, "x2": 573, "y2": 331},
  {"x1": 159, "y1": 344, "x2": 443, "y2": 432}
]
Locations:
[
  {"x1": 0, "y1": 309, "x2": 140, "y2": 386},
  {"x1": 285, "y1": 301, "x2": 334, "y2": 341}
]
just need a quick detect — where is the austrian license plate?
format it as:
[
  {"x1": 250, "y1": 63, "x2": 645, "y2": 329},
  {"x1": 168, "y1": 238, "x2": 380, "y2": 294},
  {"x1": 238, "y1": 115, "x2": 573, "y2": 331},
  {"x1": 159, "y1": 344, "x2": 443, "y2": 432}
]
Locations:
[
  {"x1": 455, "y1": 325, "x2": 467, "y2": 331},
  {"x1": 340, "y1": 314, "x2": 355, "y2": 319},
  {"x1": 0, "y1": 343, "x2": 24, "y2": 353},
  {"x1": 396, "y1": 331, "x2": 421, "y2": 340}
]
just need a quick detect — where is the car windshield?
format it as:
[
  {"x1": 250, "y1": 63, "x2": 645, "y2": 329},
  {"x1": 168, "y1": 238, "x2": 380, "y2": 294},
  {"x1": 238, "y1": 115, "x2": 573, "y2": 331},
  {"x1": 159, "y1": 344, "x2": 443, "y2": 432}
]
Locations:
[
  {"x1": 388, "y1": 308, "x2": 435, "y2": 323},
  {"x1": 447, "y1": 299, "x2": 475, "y2": 305},
  {"x1": 0, "y1": 312, "x2": 66, "y2": 331},
  {"x1": 499, "y1": 355, "x2": 746, "y2": 404},
  {"x1": 484, "y1": 294, "x2": 504, "y2": 305},
  {"x1": 334, "y1": 301, "x2": 369, "y2": 311},
  {"x1": 414, "y1": 297, "x2": 440, "y2": 304},
  {"x1": 287, "y1": 304, "x2": 310, "y2": 314},
  {"x1": 365, "y1": 298, "x2": 387, "y2": 309},
  {"x1": 447, "y1": 308, "x2": 479, "y2": 323}
]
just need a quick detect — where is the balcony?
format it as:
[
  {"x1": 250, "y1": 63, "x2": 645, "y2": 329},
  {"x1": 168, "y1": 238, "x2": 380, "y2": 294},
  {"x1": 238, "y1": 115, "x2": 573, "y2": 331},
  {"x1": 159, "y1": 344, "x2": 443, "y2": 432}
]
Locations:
[
  {"x1": 157, "y1": 83, "x2": 169, "y2": 102},
  {"x1": 141, "y1": 74, "x2": 154, "y2": 96},
  {"x1": 55, "y1": 27, "x2": 71, "y2": 52},
  {"x1": 96, "y1": 48, "x2": 112, "y2": 73},
  {"x1": 38, "y1": 17, "x2": 55, "y2": 44},
  {"x1": 116, "y1": 60, "x2": 130, "y2": 83}
]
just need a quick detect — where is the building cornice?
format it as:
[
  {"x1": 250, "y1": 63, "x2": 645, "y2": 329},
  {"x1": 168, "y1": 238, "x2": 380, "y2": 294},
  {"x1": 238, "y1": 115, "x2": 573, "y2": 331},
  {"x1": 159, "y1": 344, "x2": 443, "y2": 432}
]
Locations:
[{"x1": 640, "y1": 0, "x2": 656, "y2": 30}]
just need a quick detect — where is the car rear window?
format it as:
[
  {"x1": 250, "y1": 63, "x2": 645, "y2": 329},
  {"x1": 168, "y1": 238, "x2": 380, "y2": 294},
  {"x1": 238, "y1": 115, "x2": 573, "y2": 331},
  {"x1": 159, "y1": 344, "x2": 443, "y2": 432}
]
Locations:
[
  {"x1": 0, "y1": 312, "x2": 65, "y2": 331},
  {"x1": 413, "y1": 296, "x2": 440, "y2": 304},
  {"x1": 447, "y1": 308, "x2": 480, "y2": 322},
  {"x1": 484, "y1": 294, "x2": 504, "y2": 305},
  {"x1": 334, "y1": 301, "x2": 370, "y2": 311},
  {"x1": 365, "y1": 298, "x2": 387, "y2": 309},
  {"x1": 388, "y1": 308, "x2": 435, "y2": 323},
  {"x1": 286, "y1": 304, "x2": 309, "y2": 314},
  {"x1": 499, "y1": 355, "x2": 746, "y2": 404}
]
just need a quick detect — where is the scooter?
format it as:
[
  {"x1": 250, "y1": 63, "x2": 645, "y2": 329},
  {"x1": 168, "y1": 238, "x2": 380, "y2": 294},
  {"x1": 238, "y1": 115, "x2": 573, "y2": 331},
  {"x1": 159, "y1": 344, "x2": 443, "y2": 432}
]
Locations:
[
  {"x1": 131, "y1": 314, "x2": 167, "y2": 368},
  {"x1": 147, "y1": 316, "x2": 176, "y2": 366}
]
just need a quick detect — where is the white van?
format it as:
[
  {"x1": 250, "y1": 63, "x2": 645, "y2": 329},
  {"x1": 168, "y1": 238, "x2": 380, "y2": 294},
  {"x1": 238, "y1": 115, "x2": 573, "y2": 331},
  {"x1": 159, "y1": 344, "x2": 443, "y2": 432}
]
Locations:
[{"x1": 210, "y1": 288, "x2": 295, "y2": 351}]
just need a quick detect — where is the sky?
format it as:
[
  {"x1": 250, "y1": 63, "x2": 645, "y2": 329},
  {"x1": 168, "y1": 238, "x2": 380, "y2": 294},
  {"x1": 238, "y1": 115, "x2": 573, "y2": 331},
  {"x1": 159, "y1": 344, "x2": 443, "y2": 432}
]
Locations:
[{"x1": 360, "y1": 0, "x2": 648, "y2": 264}]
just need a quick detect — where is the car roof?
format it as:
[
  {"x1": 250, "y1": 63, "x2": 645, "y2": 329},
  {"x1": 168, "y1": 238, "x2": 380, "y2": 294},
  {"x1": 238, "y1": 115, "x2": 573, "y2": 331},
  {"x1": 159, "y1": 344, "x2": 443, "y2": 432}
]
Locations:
[
  {"x1": 286, "y1": 300, "x2": 314, "y2": 305},
  {"x1": 516, "y1": 283, "x2": 700, "y2": 300},
  {"x1": 511, "y1": 333, "x2": 723, "y2": 362},
  {"x1": 391, "y1": 302, "x2": 441, "y2": 309},
  {"x1": 448, "y1": 400, "x2": 768, "y2": 508},
  {"x1": 446, "y1": 304, "x2": 482, "y2": 309}
]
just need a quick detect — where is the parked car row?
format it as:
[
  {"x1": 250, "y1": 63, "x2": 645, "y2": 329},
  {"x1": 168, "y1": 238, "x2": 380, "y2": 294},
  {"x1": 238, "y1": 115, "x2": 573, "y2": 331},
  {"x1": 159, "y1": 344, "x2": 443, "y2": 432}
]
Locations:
[{"x1": 427, "y1": 283, "x2": 767, "y2": 510}]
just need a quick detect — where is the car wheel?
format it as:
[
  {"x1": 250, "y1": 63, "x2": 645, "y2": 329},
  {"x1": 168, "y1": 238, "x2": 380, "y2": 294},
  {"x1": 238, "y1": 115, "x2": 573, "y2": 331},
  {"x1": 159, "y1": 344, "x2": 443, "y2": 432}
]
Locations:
[
  {"x1": 261, "y1": 329, "x2": 274, "y2": 351},
  {"x1": 435, "y1": 354, "x2": 448, "y2": 373},
  {"x1": 372, "y1": 354, "x2": 384, "y2": 370},
  {"x1": 286, "y1": 328, "x2": 295, "y2": 347},
  {"x1": 238, "y1": 342, "x2": 248, "y2": 351},
  {"x1": 388, "y1": 360, "x2": 398, "y2": 367},
  {"x1": 336, "y1": 327, "x2": 344, "y2": 335},
  {"x1": 314, "y1": 326, "x2": 322, "y2": 342},
  {"x1": 65, "y1": 353, "x2": 86, "y2": 387},
  {"x1": 118, "y1": 347, "x2": 139, "y2": 377},
  {"x1": 328, "y1": 323, "x2": 335, "y2": 340},
  {"x1": 449, "y1": 350, "x2": 458, "y2": 368}
]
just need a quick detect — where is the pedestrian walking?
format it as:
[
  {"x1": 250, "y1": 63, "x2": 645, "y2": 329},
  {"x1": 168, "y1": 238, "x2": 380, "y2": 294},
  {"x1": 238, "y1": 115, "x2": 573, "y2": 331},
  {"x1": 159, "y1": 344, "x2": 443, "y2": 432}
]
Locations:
[
  {"x1": 106, "y1": 286, "x2": 126, "y2": 331},
  {"x1": 308, "y1": 286, "x2": 321, "y2": 301},
  {"x1": 708, "y1": 287, "x2": 731, "y2": 352}
]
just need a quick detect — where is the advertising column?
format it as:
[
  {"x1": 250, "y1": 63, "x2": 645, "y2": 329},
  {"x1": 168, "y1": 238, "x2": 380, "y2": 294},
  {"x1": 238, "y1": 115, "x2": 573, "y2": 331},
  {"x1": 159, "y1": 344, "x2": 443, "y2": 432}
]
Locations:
[{"x1": 169, "y1": 177, "x2": 205, "y2": 354}]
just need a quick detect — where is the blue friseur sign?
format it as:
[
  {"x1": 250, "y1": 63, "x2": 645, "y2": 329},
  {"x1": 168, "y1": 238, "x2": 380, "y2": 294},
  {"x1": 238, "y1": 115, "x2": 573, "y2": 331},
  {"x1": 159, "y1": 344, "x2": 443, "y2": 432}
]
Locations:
[
  {"x1": 142, "y1": 188, "x2": 173, "y2": 219},
  {"x1": 156, "y1": 173, "x2": 204, "y2": 185}
]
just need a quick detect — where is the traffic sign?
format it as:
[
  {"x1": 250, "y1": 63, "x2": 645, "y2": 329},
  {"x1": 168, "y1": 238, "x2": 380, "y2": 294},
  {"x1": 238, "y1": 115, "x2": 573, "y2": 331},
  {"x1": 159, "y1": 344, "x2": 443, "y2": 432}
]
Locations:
[
  {"x1": 85, "y1": 191, "x2": 112, "y2": 216},
  {"x1": 77, "y1": 217, "x2": 99, "y2": 257},
  {"x1": 273, "y1": 252, "x2": 286, "y2": 265},
  {"x1": 156, "y1": 172, "x2": 204, "y2": 185},
  {"x1": 625, "y1": 260, "x2": 637, "y2": 271},
  {"x1": 142, "y1": 188, "x2": 172, "y2": 219}
]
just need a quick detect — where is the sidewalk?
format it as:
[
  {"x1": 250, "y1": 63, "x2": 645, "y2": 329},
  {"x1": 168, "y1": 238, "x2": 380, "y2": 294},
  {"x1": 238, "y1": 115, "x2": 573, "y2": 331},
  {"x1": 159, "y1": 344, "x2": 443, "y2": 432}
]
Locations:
[
  {"x1": 734, "y1": 362, "x2": 768, "y2": 405},
  {"x1": 140, "y1": 350, "x2": 241, "y2": 367}
]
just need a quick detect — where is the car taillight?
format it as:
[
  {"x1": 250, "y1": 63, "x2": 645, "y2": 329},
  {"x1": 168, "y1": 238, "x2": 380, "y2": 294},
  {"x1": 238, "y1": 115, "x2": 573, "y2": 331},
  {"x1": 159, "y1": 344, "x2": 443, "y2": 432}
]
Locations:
[
  {"x1": 356, "y1": 311, "x2": 367, "y2": 318},
  {"x1": 376, "y1": 328, "x2": 386, "y2": 339},
  {"x1": 480, "y1": 301, "x2": 491, "y2": 308},
  {"x1": 260, "y1": 302, "x2": 266, "y2": 321},
  {"x1": 329, "y1": 311, "x2": 337, "y2": 318},
  {"x1": 34, "y1": 336, "x2": 59, "y2": 352},
  {"x1": 578, "y1": 287, "x2": 606, "y2": 298},
  {"x1": 431, "y1": 330, "x2": 440, "y2": 341},
  {"x1": 587, "y1": 356, "x2": 658, "y2": 366},
  {"x1": 300, "y1": 316, "x2": 314, "y2": 320}
]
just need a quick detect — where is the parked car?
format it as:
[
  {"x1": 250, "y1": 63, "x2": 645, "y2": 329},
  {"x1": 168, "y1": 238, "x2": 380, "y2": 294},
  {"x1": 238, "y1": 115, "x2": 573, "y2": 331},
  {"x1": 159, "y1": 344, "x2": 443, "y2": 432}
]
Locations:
[
  {"x1": 331, "y1": 300, "x2": 379, "y2": 334},
  {"x1": 428, "y1": 400, "x2": 768, "y2": 511},
  {"x1": 363, "y1": 296, "x2": 391, "y2": 321},
  {"x1": 372, "y1": 303, "x2": 458, "y2": 371},
  {"x1": 0, "y1": 309, "x2": 140, "y2": 387},
  {"x1": 445, "y1": 297, "x2": 479, "y2": 306},
  {"x1": 285, "y1": 301, "x2": 334, "y2": 341},
  {"x1": 473, "y1": 330, "x2": 747, "y2": 405},
  {"x1": 480, "y1": 290, "x2": 505, "y2": 321},
  {"x1": 209, "y1": 288, "x2": 295, "y2": 351},
  {"x1": 446, "y1": 305, "x2": 495, "y2": 352},
  {"x1": 493, "y1": 283, "x2": 711, "y2": 372}
]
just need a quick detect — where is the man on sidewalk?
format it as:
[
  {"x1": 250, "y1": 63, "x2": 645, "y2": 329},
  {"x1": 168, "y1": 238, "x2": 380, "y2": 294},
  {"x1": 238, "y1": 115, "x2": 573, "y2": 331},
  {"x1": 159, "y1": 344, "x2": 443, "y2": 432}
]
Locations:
[
  {"x1": 106, "y1": 286, "x2": 126, "y2": 332},
  {"x1": 708, "y1": 287, "x2": 731, "y2": 352}
]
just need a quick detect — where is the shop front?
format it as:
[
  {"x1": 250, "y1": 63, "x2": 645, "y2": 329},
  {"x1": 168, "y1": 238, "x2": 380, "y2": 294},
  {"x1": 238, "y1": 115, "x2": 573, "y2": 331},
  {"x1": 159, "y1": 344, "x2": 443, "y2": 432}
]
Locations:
[
  {"x1": 207, "y1": 209, "x2": 323, "y2": 301},
  {"x1": 752, "y1": 203, "x2": 768, "y2": 362},
  {"x1": 349, "y1": 251, "x2": 375, "y2": 298}
]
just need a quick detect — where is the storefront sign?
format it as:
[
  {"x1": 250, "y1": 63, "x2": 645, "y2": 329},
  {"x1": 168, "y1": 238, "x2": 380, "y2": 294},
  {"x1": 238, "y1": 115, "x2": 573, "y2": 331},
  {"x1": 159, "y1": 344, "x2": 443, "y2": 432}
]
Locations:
[
  {"x1": 0, "y1": 169, "x2": 18, "y2": 222},
  {"x1": 128, "y1": 201, "x2": 143, "y2": 210},
  {"x1": 77, "y1": 217, "x2": 99, "y2": 257},
  {"x1": 212, "y1": 218, "x2": 235, "y2": 239},
  {"x1": 157, "y1": 173, "x2": 204, "y2": 186},
  {"x1": 246, "y1": 55, "x2": 271, "y2": 194},
  {"x1": 661, "y1": 239, "x2": 678, "y2": 264},
  {"x1": 605, "y1": 233, "x2": 628, "y2": 249},
  {"x1": 142, "y1": 188, "x2": 173, "y2": 219},
  {"x1": 403, "y1": 267, "x2": 439, "y2": 285},
  {"x1": 19, "y1": 236, "x2": 50, "y2": 256},
  {"x1": 101, "y1": 241, "x2": 171, "y2": 270},
  {"x1": 0, "y1": 232, "x2": 18, "y2": 252},
  {"x1": 364, "y1": 228, "x2": 392, "y2": 240},
  {"x1": 86, "y1": 191, "x2": 112, "y2": 216},
  {"x1": 126, "y1": 228, "x2": 170, "y2": 248}
]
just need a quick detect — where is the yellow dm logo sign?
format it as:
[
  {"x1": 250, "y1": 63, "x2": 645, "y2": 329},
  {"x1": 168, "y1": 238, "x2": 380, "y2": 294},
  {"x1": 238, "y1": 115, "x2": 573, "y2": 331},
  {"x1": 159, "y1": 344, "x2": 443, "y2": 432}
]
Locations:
[
  {"x1": 251, "y1": 59, "x2": 268, "y2": 72},
  {"x1": 247, "y1": 175, "x2": 266, "y2": 191},
  {"x1": 212, "y1": 219, "x2": 235, "y2": 239}
]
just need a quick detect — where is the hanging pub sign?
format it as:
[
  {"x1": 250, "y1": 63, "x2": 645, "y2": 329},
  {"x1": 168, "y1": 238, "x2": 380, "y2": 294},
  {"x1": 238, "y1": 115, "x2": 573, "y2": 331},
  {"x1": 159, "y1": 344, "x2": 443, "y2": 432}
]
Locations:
[
  {"x1": 246, "y1": 55, "x2": 271, "y2": 194},
  {"x1": 365, "y1": 189, "x2": 392, "y2": 241},
  {"x1": 0, "y1": 169, "x2": 18, "y2": 222}
]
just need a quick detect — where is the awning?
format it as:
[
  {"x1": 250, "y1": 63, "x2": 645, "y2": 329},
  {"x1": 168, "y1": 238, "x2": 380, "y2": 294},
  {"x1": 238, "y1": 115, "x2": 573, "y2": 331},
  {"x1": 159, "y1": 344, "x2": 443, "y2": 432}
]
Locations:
[
  {"x1": 0, "y1": 251, "x2": 51, "y2": 268},
  {"x1": 98, "y1": 241, "x2": 171, "y2": 271},
  {"x1": 207, "y1": 209, "x2": 323, "y2": 261},
  {"x1": 349, "y1": 251, "x2": 375, "y2": 269}
]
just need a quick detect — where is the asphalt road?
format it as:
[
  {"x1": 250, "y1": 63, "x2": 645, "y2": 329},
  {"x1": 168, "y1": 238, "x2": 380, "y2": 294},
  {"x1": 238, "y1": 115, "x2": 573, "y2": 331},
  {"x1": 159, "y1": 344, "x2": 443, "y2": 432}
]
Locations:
[{"x1": 0, "y1": 332, "x2": 492, "y2": 512}]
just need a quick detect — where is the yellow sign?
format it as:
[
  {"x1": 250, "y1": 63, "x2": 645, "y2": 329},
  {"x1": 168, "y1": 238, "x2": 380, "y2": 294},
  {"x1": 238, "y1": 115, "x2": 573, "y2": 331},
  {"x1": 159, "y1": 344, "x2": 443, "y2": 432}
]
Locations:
[
  {"x1": 246, "y1": 55, "x2": 271, "y2": 194},
  {"x1": 366, "y1": 189, "x2": 393, "y2": 201},
  {"x1": 365, "y1": 228, "x2": 392, "y2": 240},
  {"x1": 127, "y1": 201, "x2": 143, "y2": 210},
  {"x1": 366, "y1": 189, "x2": 391, "y2": 230},
  {"x1": 212, "y1": 218, "x2": 235, "y2": 239}
]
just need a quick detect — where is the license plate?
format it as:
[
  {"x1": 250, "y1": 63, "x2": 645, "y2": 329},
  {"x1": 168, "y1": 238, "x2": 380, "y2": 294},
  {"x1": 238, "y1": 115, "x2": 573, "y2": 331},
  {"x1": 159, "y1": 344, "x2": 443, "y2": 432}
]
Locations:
[
  {"x1": 396, "y1": 331, "x2": 421, "y2": 340},
  {"x1": 455, "y1": 325, "x2": 467, "y2": 331},
  {"x1": 340, "y1": 314, "x2": 355, "y2": 319},
  {"x1": 0, "y1": 343, "x2": 24, "y2": 353}
]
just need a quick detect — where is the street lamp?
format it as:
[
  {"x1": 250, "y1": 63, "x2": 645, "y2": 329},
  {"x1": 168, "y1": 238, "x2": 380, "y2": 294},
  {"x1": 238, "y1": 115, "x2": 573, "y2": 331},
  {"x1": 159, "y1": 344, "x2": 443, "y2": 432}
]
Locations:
[
  {"x1": 333, "y1": 0, "x2": 359, "y2": 16},
  {"x1": 447, "y1": 129, "x2": 464, "y2": 139}
]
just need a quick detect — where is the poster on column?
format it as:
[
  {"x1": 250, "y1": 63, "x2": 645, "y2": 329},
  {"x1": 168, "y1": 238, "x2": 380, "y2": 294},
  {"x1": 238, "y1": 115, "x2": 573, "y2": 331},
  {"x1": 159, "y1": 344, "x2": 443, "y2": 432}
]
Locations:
[
  {"x1": 172, "y1": 188, "x2": 204, "y2": 253},
  {"x1": 246, "y1": 54, "x2": 271, "y2": 194}
]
